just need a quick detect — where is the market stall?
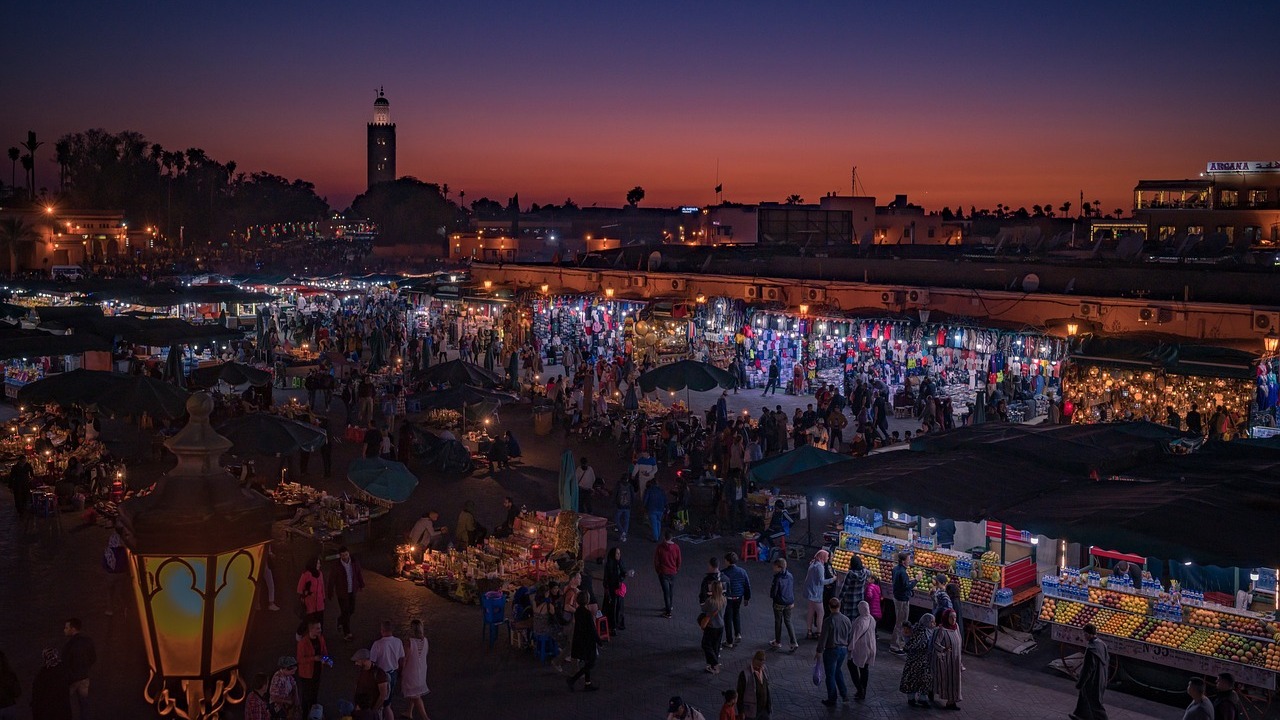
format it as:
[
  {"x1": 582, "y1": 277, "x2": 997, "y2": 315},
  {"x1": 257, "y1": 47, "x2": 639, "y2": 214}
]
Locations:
[
  {"x1": 1039, "y1": 546, "x2": 1280, "y2": 699},
  {"x1": 400, "y1": 509, "x2": 607, "y2": 604},
  {"x1": 831, "y1": 512, "x2": 1041, "y2": 655},
  {"x1": 277, "y1": 483, "x2": 390, "y2": 548},
  {"x1": 1063, "y1": 338, "x2": 1257, "y2": 428}
]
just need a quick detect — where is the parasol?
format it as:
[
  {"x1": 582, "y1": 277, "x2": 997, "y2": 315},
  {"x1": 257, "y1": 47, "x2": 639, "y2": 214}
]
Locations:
[
  {"x1": 189, "y1": 361, "x2": 273, "y2": 388},
  {"x1": 348, "y1": 457, "x2": 418, "y2": 505},
  {"x1": 414, "y1": 359, "x2": 504, "y2": 389},
  {"x1": 216, "y1": 413, "x2": 327, "y2": 456}
]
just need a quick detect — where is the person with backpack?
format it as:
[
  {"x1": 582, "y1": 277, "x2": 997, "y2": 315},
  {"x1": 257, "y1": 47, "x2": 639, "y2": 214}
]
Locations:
[
  {"x1": 768, "y1": 558, "x2": 799, "y2": 651},
  {"x1": 721, "y1": 553, "x2": 752, "y2": 649},
  {"x1": 699, "y1": 558, "x2": 727, "y2": 604},
  {"x1": 643, "y1": 480, "x2": 668, "y2": 543}
]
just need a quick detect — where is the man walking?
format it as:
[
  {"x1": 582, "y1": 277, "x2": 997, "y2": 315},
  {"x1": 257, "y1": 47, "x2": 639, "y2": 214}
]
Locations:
[
  {"x1": 889, "y1": 552, "x2": 916, "y2": 653},
  {"x1": 653, "y1": 530, "x2": 682, "y2": 619},
  {"x1": 735, "y1": 651, "x2": 773, "y2": 720},
  {"x1": 768, "y1": 558, "x2": 798, "y2": 651},
  {"x1": 722, "y1": 552, "x2": 751, "y2": 648},
  {"x1": 815, "y1": 598, "x2": 852, "y2": 706},
  {"x1": 1071, "y1": 623, "x2": 1109, "y2": 720},
  {"x1": 763, "y1": 359, "x2": 780, "y2": 397},
  {"x1": 643, "y1": 479, "x2": 667, "y2": 542},
  {"x1": 575, "y1": 457, "x2": 597, "y2": 515},
  {"x1": 368, "y1": 621, "x2": 404, "y2": 720},
  {"x1": 62, "y1": 618, "x2": 95, "y2": 720},
  {"x1": 614, "y1": 472, "x2": 634, "y2": 543},
  {"x1": 328, "y1": 546, "x2": 366, "y2": 641}
]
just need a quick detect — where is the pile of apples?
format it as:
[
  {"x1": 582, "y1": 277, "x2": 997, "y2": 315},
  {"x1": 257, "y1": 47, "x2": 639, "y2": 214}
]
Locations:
[{"x1": 1212, "y1": 633, "x2": 1267, "y2": 666}]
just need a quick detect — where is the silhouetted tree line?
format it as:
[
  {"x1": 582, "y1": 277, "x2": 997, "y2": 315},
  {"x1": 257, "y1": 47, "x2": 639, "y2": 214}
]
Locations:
[
  {"x1": 351, "y1": 177, "x2": 462, "y2": 250},
  {"x1": 54, "y1": 129, "x2": 329, "y2": 245}
]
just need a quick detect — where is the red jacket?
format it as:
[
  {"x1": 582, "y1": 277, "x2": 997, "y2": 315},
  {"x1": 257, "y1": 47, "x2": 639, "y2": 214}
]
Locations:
[
  {"x1": 653, "y1": 540, "x2": 682, "y2": 575},
  {"x1": 327, "y1": 559, "x2": 365, "y2": 598},
  {"x1": 296, "y1": 633, "x2": 328, "y2": 680}
]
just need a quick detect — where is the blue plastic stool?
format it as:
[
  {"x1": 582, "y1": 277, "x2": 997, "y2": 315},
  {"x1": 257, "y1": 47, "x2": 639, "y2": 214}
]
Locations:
[
  {"x1": 481, "y1": 591, "x2": 509, "y2": 649},
  {"x1": 533, "y1": 633, "x2": 559, "y2": 662}
]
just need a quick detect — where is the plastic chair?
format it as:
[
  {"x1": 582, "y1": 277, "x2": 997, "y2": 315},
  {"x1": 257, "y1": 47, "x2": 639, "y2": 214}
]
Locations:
[
  {"x1": 740, "y1": 538, "x2": 760, "y2": 562},
  {"x1": 770, "y1": 536, "x2": 788, "y2": 561},
  {"x1": 594, "y1": 613, "x2": 611, "y2": 642},
  {"x1": 533, "y1": 633, "x2": 559, "y2": 662},
  {"x1": 480, "y1": 591, "x2": 509, "y2": 649}
]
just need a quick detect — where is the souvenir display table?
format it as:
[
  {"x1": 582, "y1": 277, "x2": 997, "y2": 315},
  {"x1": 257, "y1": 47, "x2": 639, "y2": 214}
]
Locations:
[{"x1": 281, "y1": 489, "x2": 389, "y2": 547}]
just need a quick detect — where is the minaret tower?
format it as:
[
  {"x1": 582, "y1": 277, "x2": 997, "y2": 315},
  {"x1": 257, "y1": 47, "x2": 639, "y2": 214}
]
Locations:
[{"x1": 367, "y1": 87, "x2": 396, "y2": 189}]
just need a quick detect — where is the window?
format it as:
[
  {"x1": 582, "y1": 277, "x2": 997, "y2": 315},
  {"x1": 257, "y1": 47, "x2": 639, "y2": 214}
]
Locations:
[
  {"x1": 1249, "y1": 189, "x2": 1268, "y2": 206},
  {"x1": 1216, "y1": 225, "x2": 1235, "y2": 240},
  {"x1": 1158, "y1": 225, "x2": 1176, "y2": 241},
  {"x1": 1219, "y1": 190, "x2": 1238, "y2": 207},
  {"x1": 927, "y1": 227, "x2": 936, "y2": 238},
  {"x1": 1242, "y1": 226, "x2": 1263, "y2": 243},
  {"x1": 1185, "y1": 225, "x2": 1203, "y2": 237}
]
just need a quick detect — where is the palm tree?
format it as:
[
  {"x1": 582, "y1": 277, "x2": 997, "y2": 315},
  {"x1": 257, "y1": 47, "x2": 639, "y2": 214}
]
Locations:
[
  {"x1": 626, "y1": 186, "x2": 645, "y2": 207},
  {"x1": 1059, "y1": 201, "x2": 1072, "y2": 218},
  {"x1": 6, "y1": 147, "x2": 17, "y2": 190},
  {"x1": 1032, "y1": 204, "x2": 1043, "y2": 217},
  {"x1": 785, "y1": 194, "x2": 804, "y2": 205},
  {"x1": 19, "y1": 155, "x2": 33, "y2": 199},
  {"x1": 19, "y1": 131, "x2": 43, "y2": 201},
  {"x1": 0, "y1": 217, "x2": 40, "y2": 275},
  {"x1": 54, "y1": 140, "x2": 70, "y2": 193}
]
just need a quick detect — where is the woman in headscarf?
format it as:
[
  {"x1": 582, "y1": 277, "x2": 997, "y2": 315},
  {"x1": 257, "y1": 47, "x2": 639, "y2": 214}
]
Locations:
[
  {"x1": 846, "y1": 600, "x2": 877, "y2": 701},
  {"x1": 602, "y1": 547, "x2": 628, "y2": 632},
  {"x1": 932, "y1": 608, "x2": 963, "y2": 709},
  {"x1": 898, "y1": 613, "x2": 935, "y2": 708}
]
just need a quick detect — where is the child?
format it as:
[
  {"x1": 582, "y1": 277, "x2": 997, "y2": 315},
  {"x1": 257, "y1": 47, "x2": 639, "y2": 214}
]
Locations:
[{"x1": 720, "y1": 688, "x2": 741, "y2": 720}]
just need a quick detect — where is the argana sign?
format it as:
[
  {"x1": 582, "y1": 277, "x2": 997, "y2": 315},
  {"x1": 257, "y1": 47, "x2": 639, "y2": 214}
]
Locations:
[{"x1": 1206, "y1": 161, "x2": 1280, "y2": 174}]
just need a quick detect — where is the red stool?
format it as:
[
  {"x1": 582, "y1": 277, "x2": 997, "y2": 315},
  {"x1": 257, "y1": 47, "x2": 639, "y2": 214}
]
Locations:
[
  {"x1": 740, "y1": 538, "x2": 760, "y2": 562},
  {"x1": 594, "y1": 614, "x2": 611, "y2": 642}
]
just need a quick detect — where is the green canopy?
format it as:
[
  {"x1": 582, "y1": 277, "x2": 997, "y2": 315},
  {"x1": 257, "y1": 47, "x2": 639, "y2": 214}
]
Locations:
[
  {"x1": 348, "y1": 458, "x2": 418, "y2": 505},
  {"x1": 748, "y1": 444, "x2": 855, "y2": 485}
]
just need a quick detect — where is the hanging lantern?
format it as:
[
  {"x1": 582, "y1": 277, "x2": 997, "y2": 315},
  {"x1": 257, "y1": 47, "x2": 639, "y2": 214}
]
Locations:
[{"x1": 119, "y1": 394, "x2": 273, "y2": 719}]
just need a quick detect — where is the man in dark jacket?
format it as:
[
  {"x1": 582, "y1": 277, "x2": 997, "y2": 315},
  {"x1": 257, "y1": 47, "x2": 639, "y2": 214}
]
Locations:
[
  {"x1": 769, "y1": 558, "x2": 797, "y2": 649},
  {"x1": 889, "y1": 552, "x2": 917, "y2": 653},
  {"x1": 327, "y1": 547, "x2": 366, "y2": 641},
  {"x1": 722, "y1": 552, "x2": 752, "y2": 648},
  {"x1": 698, "y1": 558, "x2": 726, "y2": 604},
  {"x1": 61, "y1": 619, "x2": 95, "y2": 720}
]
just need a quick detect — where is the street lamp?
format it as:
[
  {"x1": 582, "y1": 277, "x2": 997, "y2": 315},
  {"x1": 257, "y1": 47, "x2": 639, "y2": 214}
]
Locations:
[
  {"x1": 1265, "y1": 332, "x2": 1279, "y2": 356},
  {"x1": 540, "y1": 283, "x2": 550, "y2": 293},
  {"x1": 798, "y1": 303, "x2": 809, "y2": 316},
  {"x1": 1066, "y1": 321, "x2": 1079, "y2": 337},
  {"x1": 605, "y1": 287, "x2": 615, "y2": 298},
  {"x1": 119, "y1": 394, "x2": 273, "y2": 719}
]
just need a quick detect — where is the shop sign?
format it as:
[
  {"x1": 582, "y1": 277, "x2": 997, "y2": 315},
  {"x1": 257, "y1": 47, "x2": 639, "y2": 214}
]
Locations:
[
  {"x1": 1252, "y1": 426, "x2": 1280, "y2": 439},
  {"x1": 1206, "y1": 161, "x2": 1280, "y2": 174},
  {"x1": 1051, "y1": 624, "x2": 1276, "y2": 689}
]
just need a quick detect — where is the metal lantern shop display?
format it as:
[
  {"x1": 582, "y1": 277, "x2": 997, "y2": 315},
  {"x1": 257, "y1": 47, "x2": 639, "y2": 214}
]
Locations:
[{"x1": 119, "y1": 393, "x2": 274, "y2": 719}]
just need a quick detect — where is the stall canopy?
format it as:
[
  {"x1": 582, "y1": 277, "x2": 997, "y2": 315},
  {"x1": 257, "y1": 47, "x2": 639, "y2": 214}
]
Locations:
[
  {"x1": 348, "y1": 458, "x2": 418, "y2": 505},
  {"x1": 413, "y1": 359, "x2": 504, "y2": 389},
  {"x1": 189, "y1": 361, "x2": 273, "y2": 388},
  {"x1": 17, "y1": 369, "x2": 190, "y2": 419},
  {"x1": 408, "y1": 384, "x2": 519, "y2": 411},
  {"x1": 771, "y1": 422, "x2": 1280, "y2": 567},
  {"x1": 748, "y1": 445, "x2": 854, "y2": 485},
  {"x1": 1071, "y1": 337, "x2": 1257, "y2": 380},
  {"x1": 0, "y1": 328, "x2": 112, "y2": 359},
  {"x1": 216, "y1": 413, "x2": 327, "y2": 456},
  {"x1": 637, "y1": 359, "x2": 738, "y2": 392}
]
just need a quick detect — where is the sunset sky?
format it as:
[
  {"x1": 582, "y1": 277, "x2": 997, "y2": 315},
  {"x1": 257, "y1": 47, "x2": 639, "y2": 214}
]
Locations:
[{"x1": 5, "y1": 1, "x2": 1278, "y2": 214}]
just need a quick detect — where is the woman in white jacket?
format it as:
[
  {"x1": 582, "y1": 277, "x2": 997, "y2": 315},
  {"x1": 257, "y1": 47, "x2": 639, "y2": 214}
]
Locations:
[{"x1": 847, "y1": 600, "x2": 877, "y2": 701}]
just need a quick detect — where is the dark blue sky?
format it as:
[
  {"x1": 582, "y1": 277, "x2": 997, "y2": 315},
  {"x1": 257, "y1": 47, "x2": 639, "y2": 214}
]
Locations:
[{"x1": 4, "y1": 1, "x2": 1278, "y2": 211}]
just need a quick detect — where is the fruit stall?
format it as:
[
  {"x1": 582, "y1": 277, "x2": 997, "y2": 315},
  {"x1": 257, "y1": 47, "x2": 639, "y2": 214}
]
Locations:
[
  {"x1": 1039, "y1": 549, "x2": 1280, "y2": 700},
  {"x1": 831, "y1": 514, "x2": 1041, "y2": 655}
]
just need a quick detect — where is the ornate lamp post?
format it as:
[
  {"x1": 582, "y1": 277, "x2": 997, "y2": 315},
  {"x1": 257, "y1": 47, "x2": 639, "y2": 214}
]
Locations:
[{"x1": 119, "y1": 394, "x2": 273, "y2": 719}]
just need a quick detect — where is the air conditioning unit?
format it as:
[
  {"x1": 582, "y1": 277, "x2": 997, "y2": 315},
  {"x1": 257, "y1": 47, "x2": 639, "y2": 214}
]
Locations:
[
  {"x1": 629, "y1": 275, "x2": 647, "y2": 288},
  {"x1": 1078, "y1": 302, "x2": 1102, "y2": 318},
  {"x1": 666, "y1": 278, "x2": 687, "y2": 292},
  {"x1": 880, "y1": 290, "x2": 906, "y2": 305},
  {"x1": 906, "y1": 289, "x2": 930, "y2": 305},
  {"x1": 1252, "y1": 310, "x2": 1280, "y2": 333},
  {"x1": 743, "y1": 285, "x2": 762, "y2": 300},
  {"x1": 1138, "y1": 306, "x2": 1173, "y2": 324},
  {"x1": 762, "y1": 286, "x2": 783, "y2": 302},
  {"x1": 803, "y1": 287, "x2": 827, "y2": 303}
]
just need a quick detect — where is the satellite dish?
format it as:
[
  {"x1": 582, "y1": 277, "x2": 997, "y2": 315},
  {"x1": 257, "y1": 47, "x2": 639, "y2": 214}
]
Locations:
[
  {"x1": 1021, "y1": 273, "x2": 1040, "y2": 293},
  {"x1": 647, "y1": 251, "x2": 663, "y2": 272}
]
